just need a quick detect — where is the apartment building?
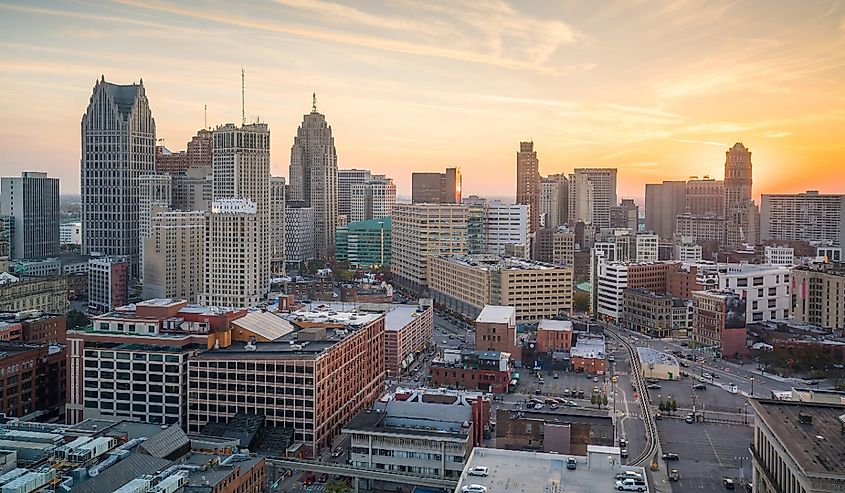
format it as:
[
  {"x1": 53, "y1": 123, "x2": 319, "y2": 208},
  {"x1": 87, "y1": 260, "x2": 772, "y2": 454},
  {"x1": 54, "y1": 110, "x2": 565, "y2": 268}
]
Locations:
[
  {"x1": 391, "y1": 203, "x2": 468, "y2": 294},
  {"x1": 88, "y1": 256, "x2": 129, "y2": 314},
  {"x1": 66, "y1": 299, "x2": 245, "y2": 426},
  {"x1": 142, "y1": 210, "x2": 206, "y2": 303},
  {"x1": 551, "y1": 229, "x2": 575, "y2": 267},
  {"x1": 411, "y1": 168, "x2": 461, "y2": 204},
  {"x1": 430, "y1": 350, "x2": 511, "y2": 393},
  {"x1": 337, "y1": 169, "x2": 372, "y2": 218},
  {"x1": 750, "y1": 399, "x2": 845, "y2": 493},
  {"x1": 791, "y1": 262, "x2": 845, "y2": 331},
  {"x1": 187, "y1": 306, "x2": 385, "y2": 457},
  {"x1": 718, "y1": 264, "x2": 790, "y2": 323},
  {"x1": 593, "y1": 261, "x2": 676, "y2": 321},
  {"x1": 428, "y1": 255, "x2": 573, "y2": 323},
  {"x1": 349, "y1": 177, "x2": 396, "y2": 223},
  {"x1": 622, "y1": 288, "x2": 691, "y2": 338},
  {"x1": 761, "y1": 191, "x2": 845, "y2": 247},
  {"x1": 336, "y1": 218, "x2": 392, "y2": 268},
  {"x1": 344, "y1": 389, "x2": 485, "y2": 479}
]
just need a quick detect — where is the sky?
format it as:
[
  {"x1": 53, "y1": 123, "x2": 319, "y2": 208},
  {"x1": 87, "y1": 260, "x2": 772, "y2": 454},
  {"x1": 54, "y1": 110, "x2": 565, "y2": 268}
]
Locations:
[{"x1": 1, "y1": 1, "x2": 844, "y2": 202}]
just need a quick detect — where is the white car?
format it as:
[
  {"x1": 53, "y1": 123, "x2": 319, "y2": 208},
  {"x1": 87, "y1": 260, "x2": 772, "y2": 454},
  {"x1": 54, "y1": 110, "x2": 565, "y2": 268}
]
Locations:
[
  {"x1": 468, "y1": 466, "x2": 489, "y2": 477},
  {"x1": 462, "y1": 485, "x2": 488, "y2": 493}
]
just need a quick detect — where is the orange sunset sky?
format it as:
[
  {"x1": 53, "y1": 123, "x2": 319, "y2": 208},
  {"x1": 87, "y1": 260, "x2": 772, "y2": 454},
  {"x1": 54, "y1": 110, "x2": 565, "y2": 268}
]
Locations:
[{"x1": 1, "y1": 0, "x2": 844, "y2": 202}]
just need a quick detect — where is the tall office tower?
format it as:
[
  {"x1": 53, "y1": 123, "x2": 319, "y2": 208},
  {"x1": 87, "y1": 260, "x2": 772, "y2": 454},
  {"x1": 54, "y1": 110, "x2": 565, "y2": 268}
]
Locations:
[
  {"x1": 270, "y1": 177, "x2": 286, "y2": 274},
  {"x1": 761, "y1": 191, "x2": 845, "y2": 247},
  {"x1": 685, "y1": 176, "x2": 724, "y2": 216},
  {"x1": 391, "y1": 203, "x2": 468, "y2": 293},
  {"x1": 284, "y1": 203, "x2": 315, "y2": 264},
  {"x1": 411, "y1": 167, "x2": 462, "y2": 204},
  {"x1": 539, "y1": 180, "x2": 562, "y2": 228},
  {"x1": 0, "y1": 172, "x2": 60, "y2": 259},
  {"x1": 171, "y1": 165, "x2": 213, "y2": 211},
  {"x1": 546, "y1": 173, "x2": 570, "y2": 225},
  {"x1": 81, "y1": 77, "x2": 156, "y2": 278},
  {"x1": 464, "y1": 196, "x2": 488, "y2": 255},
  {"x1": 350, "y1": 176, "x2": 396, "y2": 222},
  {"x1": 288, "y1": 97, "x2": 338, "y2": 260},
  {"x1": 724, "y1": 143, "x2": 753, "y2": 247},
  {"x1": 610, "y1": 198, "x2": 639, "y2": 231},
  {"x1": 138, "y1": 174, "x2": 172, "y2": 281},
  {"x1": 516, "y1": 142, "x2": 541, "y2": 234},
  {"x1": 571, "y1": 168, "x2": 617, "y2": 229},
  {"x1": 202, "y1": 123, "x2": 270, "y2": 308},
  {"x1": 644, "y1": 181, "x2": 686, "y2": 239},
  {"x1": 337, "y1": 169, "x2": 372, "y2": 218},
  {"x1": 485, "y1": 202, "x2": 530, "y2": 256},
  {"x1": 142, "y1": 210, "x2": 206, "y2": 302}
]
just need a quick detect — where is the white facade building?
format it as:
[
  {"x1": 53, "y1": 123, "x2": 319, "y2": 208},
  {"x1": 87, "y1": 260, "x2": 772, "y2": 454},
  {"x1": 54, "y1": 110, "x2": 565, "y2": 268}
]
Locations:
[
  {"x1": 570, "y1": 168, "x2": 617, "y2": 228},
  {"x1": 138, "y1": 174, "x2": 172, "y2": 282},
  {"x1": 0, "y1": 171, "x2": 60, "y2": 259},
  {"x1": 539, "y1": 180, "x2": 561, "y2": 228},
  {"x1": 674, "y1": 238, "x2": 703, "y2": 262},
  {"x1": 349, "y1": 177, "x2": 396, "y2": 222},
  {"x1": 484, "y1": 201, "x2": 530, "y2": 256},
  {"x1": 270, "y1": 177, "x2": 286, "y2": 274},
  {"x1": 81, "y1": 78, "x2": 155, "y2": 278},
  {"x1": 594, "y1": 259, "x2": 628, "y2": 321},
  {"x1": 60, "y1": 223, "x2": 82, "y2": 245},
  {"x1": 764, "y1": 246, "x2": 794, "y2": 266},
  {"x1": 337, "y1": 169, "x2": 371, "y2": 218},
  {"x1": 88, "y1": 256, "x2": 128, "y2": 313},
  {"x1": 635, "y1": 233, "x2": 659, "y2": 263},
  {"x1": 718, "y1": 264, "x2": 790, "y2": 323},
  {"x1": 761, "y1": 191, "x2": 845, "y2": 247}
]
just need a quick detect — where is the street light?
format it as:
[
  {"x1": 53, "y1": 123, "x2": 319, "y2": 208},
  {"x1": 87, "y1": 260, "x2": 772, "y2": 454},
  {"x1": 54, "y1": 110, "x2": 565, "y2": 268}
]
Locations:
[{"x1": 749, "y1": 377, "x2": 754, "y2": 397}]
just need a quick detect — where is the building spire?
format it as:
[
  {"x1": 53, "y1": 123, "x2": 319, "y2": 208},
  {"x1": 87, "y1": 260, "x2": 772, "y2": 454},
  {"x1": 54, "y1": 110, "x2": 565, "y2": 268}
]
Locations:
[
  {"x1": 241, "y1": 67, "x2": 246, "y2": 126},
  {"x1": 312, "y1": 92, "x2": 317, "y2": 113}
]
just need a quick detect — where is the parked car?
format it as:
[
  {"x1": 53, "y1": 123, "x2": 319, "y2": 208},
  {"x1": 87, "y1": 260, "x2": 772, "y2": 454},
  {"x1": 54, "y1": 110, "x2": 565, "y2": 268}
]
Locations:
[
  {"x1": 654, "y1": 412, "x2": 663, "y2": 420},
  {"x1": 468, "y1": 466, "x2": 489, "y2": 477},
  {"x1": 620, "y1": 448, "x2": 628, "y2": 458},
  {"x1": 722, "y1": 478, "x2": 735, "y2": 490},
  {"x1": 662, "y1": 452, "x2": 679, "y2": 461},
  {"x1": 578, "y1": 389, "x2": 585, "y2": 398},
  {"x1": 553, "y1": 373, "x2": 559, "y2": 379},
  {"x1": 549, "y1": 403, "x2": 559, "y2": 410},
  {"x1": 692, "y1": 383, "x2": 707, "y2": 390},
  {"x1": 647, "y1": 383, "x2": 661, "y2": 389},
  {"x1": 593, "y1": 376, "x2": 599, "y2": 382},
  {"x1": 331, "y1": 446, "x2": 344, "y2": 458},
  {"x1": 685, "y1": 413, "x2": 695, "y2": 424},
  {"x1": 462, "y1": 484, "x2": 488, "y2": 493},
  {"x1": 534, "y1": 403, "x2": 544, "y2": 410},
  {"x1": 566, "y1": 457, "x2": 577, "y2": 470},
  {"x1": 615, "y1": 471, "x2": 642, "y2": 481},
  {"x1": 538, "y1": 378, "x2": 545, "y2": 385},
  {"x1": 616, "y1": 478, "x2": 647, "y2": 491}
]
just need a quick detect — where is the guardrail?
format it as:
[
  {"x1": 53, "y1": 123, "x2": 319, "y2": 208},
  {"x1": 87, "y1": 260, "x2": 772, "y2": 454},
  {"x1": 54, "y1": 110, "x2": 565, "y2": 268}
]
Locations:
[{"x1": 265, "y1": 457, "x2": 458, "y2": 491}]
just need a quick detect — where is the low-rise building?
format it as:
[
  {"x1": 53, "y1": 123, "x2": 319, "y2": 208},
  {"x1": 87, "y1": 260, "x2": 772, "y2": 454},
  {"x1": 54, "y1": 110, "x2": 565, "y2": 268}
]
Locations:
[
  {"x1": 0, "y1": 275, "x2": 67, "y2": 314},
  {"x1": 429, "y1": 255, "x2": 573, "y2": 323},
  {"x1": 0, "y1": 342, "x2": 66, "y2": 418},
  {"x1": 344, "y1": 389, "x2": 486, "y2": 479},
  {"x1": 429, "y1": 350, "x2": 511, "y2": 393},
  {"x1": 622, "y1": 288, "x2": 691, "y2": 338},
  {"x1": 88, "y1": 256, "x2": 129, "y2": 314},
  {"x1": 19, "y1": 313, "x2": 67, "y2": 344},
  {"x1": 570, "y1": 336, "x2": 606, "y2": 374},
  {"x1": 791, "y1": 262, "x2": 845, "y2": 331},
  {"x1": 474, "y1": 306, "x2": 519, "y2": 360},
  {"x1": 691, "y1": 290, "x2": 748, "y2": 357},
  {"x1": 636, "y1": 347, "x2": 680, "y2": 380},
  {"x1": 495, "y1": 407, "x2": 613, "y2": 455},
  {"x1": 536, "y1": 319, "x2": 573, "y2": 353},
  {"x1": 383, "y1": 301, "x2": 432, "y2": 375},
  {"x1": 335, "y1": 217, "x2": 392, "y2": 267},
  {"x1": 593, "y1": 260, "x2": 677, "y2": 321},
  {"x1": 750, "y1": 399, "x2": 845, "y2": 493}
]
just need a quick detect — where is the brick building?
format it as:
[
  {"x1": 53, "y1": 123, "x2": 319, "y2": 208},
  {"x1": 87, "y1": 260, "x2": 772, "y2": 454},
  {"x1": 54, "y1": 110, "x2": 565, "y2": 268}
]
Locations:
[
  {"x1": 0, "y1": 342, "x2": 66, "y2": 418},
  {"x1": 495, "y1": 407, "x2": 613, "y2": 455},
  {"x1": 21, "y1": 314, "x2": 67, "y2": 344},
  {"x1": 570, "y1": 336, "x2": 606, "y2": 374},
  {"x1": 474, "y1": 305, "x2": 520, "y2": 361},
  {"x1": 429, "y1": 350, "x2": 511, "y2": 393},
  {"x1": 691, "y1": 290, "x2": 748, "y2": 358},
  {"x1": 536, "y1": 319, "x2": 573, "y2": 353}
]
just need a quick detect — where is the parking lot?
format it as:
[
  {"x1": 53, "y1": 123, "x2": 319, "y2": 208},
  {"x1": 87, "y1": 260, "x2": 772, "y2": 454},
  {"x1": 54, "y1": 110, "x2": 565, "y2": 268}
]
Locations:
[
  {"x1": 656, "y1": 419, "x2": 752, "y2": 493},
  {"x1": 644, "y1": 375, "x2": 752, "y2": 420}
]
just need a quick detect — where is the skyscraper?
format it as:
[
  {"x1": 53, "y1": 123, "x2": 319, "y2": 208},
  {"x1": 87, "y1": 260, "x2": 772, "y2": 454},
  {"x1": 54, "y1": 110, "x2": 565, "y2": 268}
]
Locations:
[
  {"x1": 138, "y1": 174, "x2": 171, "y2": 281},
  {"x1": 142, "y1": 210, "x2": 206, "y2": 302},
  {"x1": 610, "y1": 199, "x2": 639, "y2": 231},
  {"x1": 0, "y1": 172, "x2": 60, "y2": 259},
  {"x1": 411, "y1": 167, "x2": 462, "y2": 204},
  {"x1": 685, "y1": 177, "x2": 724, "y2": 216},
  {"x1": 201, "y1": 122, "x2": 270, "y2": 308},
  {"x1": 270, "y1": 177, "x2": 286, "y2": 274},
  {"x1": 289, "y1": 95, "x2": 338, "y2": 260},
  {"x1": 516, "y1": 142, "x2": 541, "y2": 234},
  {"x1": 724, "y1": 143, "x2": 753, "y2": 247},
  {"x1": 571, "y1": 168, "x2": 617, "y2": 229},
  {"x1": 761, "y1": 191, "x2": 845, "y2": 247},
  {"x1": 644, "y1": 181, "x2": 686, "y2": 239},
  {"x1": 337, "y1": 169, "x2": 372, "y2": 218},
  {"x1": 81, "y1": 77, "x2": 156, "y2": 277},
  {"x1": 350, "y1": 176, "x2": 396, "y2": 222}
]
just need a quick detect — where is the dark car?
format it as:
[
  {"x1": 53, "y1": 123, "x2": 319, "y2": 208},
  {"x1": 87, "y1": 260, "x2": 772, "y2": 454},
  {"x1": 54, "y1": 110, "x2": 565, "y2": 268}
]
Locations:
[
  {"x1": 692, "y1": 383, "x2": 707, "y2": 390},
  {"x1": 662, "y1": 452, "x2": 679, "y2": 461},
  {"x1": 647, "y1": 383, "x2": 661, "y2": 389}
]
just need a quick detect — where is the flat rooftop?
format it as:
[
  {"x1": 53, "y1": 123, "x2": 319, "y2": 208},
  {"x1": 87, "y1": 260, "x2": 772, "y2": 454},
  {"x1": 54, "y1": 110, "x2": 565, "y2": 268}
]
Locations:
[
  {"x1": 571, "y1": 337, "x2": 605, "y2": 359},
  {"x1": 751, "y1": 399, "x2": 845, "y2": 476},
  {"x1": 441, "y1": 254, "x2": 559, "y2": 271},
  {"x1": 383, "y1": 304, "x2": 429, "y2": 331},
  {"x1": 344, "y1": 399, "x2": 472, "y2": 440},
  {"x1": 476, "y1": 305, "x2": 515, "y2": 324},
  {"x1": 637, "y1": 347, "x2": 679, "y2": 367},
  {"x1": 456, "y1": 447, "x2": 646, "y2": 493},
  {"x1": 538, "y1": 320, "x2": 572, "y2": 332}
]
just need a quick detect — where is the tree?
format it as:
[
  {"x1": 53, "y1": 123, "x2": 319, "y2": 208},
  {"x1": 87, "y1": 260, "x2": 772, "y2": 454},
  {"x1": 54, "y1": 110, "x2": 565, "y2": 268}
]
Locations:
[
  {"x1": 67, "y1": 310, "x2": 89, "y2": 330},
  {"x1": 658, "y1": 400, "x2": 667, "y2": 413},
  {"x1": 670, "y1": 400, "x2": 678, "y2": 415},
  {"x1": 573, "y1": 292, "x2": 590, "y2": 313},
  {"x1": 601, "y1": 394, "x2": 608, "y2": 408},
  {"x1": 325, "y1": 479, "x2": 351, "y2": 493},
  {"x1": 590, "y1": 394, "x2": 597, "y2": 407}
]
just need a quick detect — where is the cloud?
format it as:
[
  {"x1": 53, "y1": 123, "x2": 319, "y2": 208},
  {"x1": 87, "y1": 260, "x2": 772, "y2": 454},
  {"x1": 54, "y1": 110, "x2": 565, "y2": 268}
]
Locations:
[
  {"x1": 760, "y1": 131, "x2": 793, "y2": 138},
  {"x1": 676, "y1": 139, "x2": 728, "y2": 147}
]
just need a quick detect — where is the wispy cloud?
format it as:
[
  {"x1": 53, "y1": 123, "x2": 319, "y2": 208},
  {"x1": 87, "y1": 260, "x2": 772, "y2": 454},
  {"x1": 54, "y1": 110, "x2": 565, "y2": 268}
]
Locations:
[
  {"x1": 760, "y1": 131, "x2": 793, "y2": 138},
  {"x1": 676, "y1": 139, "x2": 728, "y2": 147}
]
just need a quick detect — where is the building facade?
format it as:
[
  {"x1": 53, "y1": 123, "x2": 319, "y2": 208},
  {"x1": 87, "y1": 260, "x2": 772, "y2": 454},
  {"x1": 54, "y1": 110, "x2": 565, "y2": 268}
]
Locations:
[
  {"x1": 675, "y1": 213, "x2": 726, "y2": 244},
  {"x1": 791, "y1": 262, "x2": 845, "y2": 331},
  {"x1": 645, "y1": 180, "x2": 686, "y2": 239},
  {"x1": 571, "y1": 168, "x2": 617, "y2": 229},
  {"x1": 391, "y1": 203, "x2": 468, "y2": 294},
  {"x1": 474, "y1": 305, "x2": 519, "y2": 358},
  {"x1": 288, "y1": 98, "x2": 338, "y2": 260},
  {"x1": 623, "y1": 288, "x2": 691, "y2": 337},
  {"x1": 411, "y1": 168, "x2": 462, "y2": 204},
  {"x1": 335, "y1": 218, "x2": 391, "y2": 267},
  {"x1": 691, "y1": 290, "x2": 748, "y2": 357},
  {"x1": 760, "y1": 191, "x2": 845, "y2": 247},
  {"x1": 142, "y1": 210, "x2": 206, "y2": 303},
  {"x1": 284, "y1": 204, "x2": 315, "y2": 264},
  {"x1": 270, "y1": 177, "x2": 286, "y2": 274},
  {"x1": 718, "y1": 264, "x2": 790, "y2": 323},
  {"x1": 516, "y1": 142, "x2": 541, "y2": 235},
  {"x1": 81, "y1": 78, "x2": 156, "y2": 278},
  {"x1": 724, "y1": 143, "x2": 754, "y2": 247},
  {"x1": 337, "y1": 169, "x2": 372, "y2": 218},
  {"x1": 0, "y1": 172, "x2": 60, "y2": 259},
  {"x1": 0, "y1": 276, "x2": 68, "y2": 313},
  {"x1": 686, "y1": 177, "x2": 724, "y2": 216},
  {"x1": 349, "y1": 177, "x2": 396, "y2": 223},
  {"x1": 88, "y1": 256, "x2": 129, "y2": 313},
  {"x1": 60, "y1": 223, "x2": 82, "y2": 246},
  {"x1": 430, "y1": 350, "x2": 511, "y2": 393},
  {"x1": 610, "y1": 199, "x2": 638, "y2": 231}
]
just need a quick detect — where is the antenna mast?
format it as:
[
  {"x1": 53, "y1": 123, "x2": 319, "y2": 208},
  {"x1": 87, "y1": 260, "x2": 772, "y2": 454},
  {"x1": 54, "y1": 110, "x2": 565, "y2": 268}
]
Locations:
[
  {"x1": 241, "y1": 68, "x2": 245, "y2": 126},
  {"x1": 204, "y1": 104, "x2": 207, "y2": 129}
]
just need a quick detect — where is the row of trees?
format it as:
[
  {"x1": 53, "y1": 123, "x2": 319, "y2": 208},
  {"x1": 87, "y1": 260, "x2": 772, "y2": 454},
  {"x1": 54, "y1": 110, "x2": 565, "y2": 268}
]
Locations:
[
  {"x1": 590, "y1": 393, "x2": 609, "y2": 408},
  {"x1": 658, "y1": 399, "x2": 678, "y2": 414}
]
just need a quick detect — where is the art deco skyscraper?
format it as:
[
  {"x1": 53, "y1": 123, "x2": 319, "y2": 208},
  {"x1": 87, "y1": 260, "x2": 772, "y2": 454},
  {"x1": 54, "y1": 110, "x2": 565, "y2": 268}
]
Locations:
[
  {"x1": 289, "y1": 95, "x2": 338, "y2": 260},
  {"x1": 724, "y1": 143, "x2": 753, "y2": 247},
  {"x1": 201, "y1": 122, "x2": 270, "y2": 308},
  {"x1": 516, "y1": 142, "x2": 541, "y2": 234},
  {"x1": 81, "y1": 77, "x2": 156, "y2": 277}
]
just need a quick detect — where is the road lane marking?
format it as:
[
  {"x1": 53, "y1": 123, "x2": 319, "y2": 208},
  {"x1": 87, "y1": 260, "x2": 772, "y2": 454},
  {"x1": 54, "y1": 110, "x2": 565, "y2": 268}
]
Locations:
[{"x1": 703, "y1": 428, "x2": 723, "y2": 466}]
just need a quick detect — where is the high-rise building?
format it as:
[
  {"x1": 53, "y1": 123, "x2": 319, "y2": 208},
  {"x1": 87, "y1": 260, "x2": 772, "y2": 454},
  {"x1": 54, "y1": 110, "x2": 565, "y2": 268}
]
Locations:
[
  {"x1": 675, "y1": 213, "x2": 726, "y2": 244},
  {"x1": 349, "y1": 176, "x2": 396, "y2": 222},
  {"x1": 337, "y1": 169, "x2": 372, "y2": 218},
  {"x1": 284, "y1": 204, "x2": 316, "y2": 264},
  {"x1": 155, "y1": 129, "x2": 213, "y2": 174},
  {"x1": 88, "y1": 256, "x2": 130, "y2": 313},
  {"x1": 516, "y1": 142, "x2": 541, "y2": 234},
  {"x1": 270, "y1": 177, "x2": 286, "y2": 274},
  {"x1": 760, "y1": 191, "x2": 845, "y2": 247},
  {"x1": 202, "y1": 122, "x2": 270, "y2": 308},
  {"x1": 539, "y1": 180, "x2": 562, "y2": 229},
  {"x1": 0, "y1": 172, "x2": 60, "y2": 259},
  {"x1": 288, "y1": 96, "x2": 338, "y2": 260},
  {"x1": 142, "y1": 210, "x2": 206, "y2": 302},
  {"x1": 411, "y1": 167, "x2": 462, "y2": 204},
  {"x1": 645, "y1": 181, "x2": 686, "y2": 239},
  {"x1": 81, "y1": 77, "x2": 156, "y2": 278},
  {"x1": 610, "y1": 198, "x2": 639, "y2": 231},
  {"x1": 171, "y1": 165, "x2": 213, "y2": 211},
  {"x1": 546, "y1": 173, "x2": 570, "y2": 227},
  {"x1": 791, "y1": 262, "x2": 845, "y2": 331},
  {"x1": 336, "y1": 217, "x2": 391, "y2": 267},
  {"x1": 484, "y1": 202, "x2": 530, "y2": 257},
  {"x1": 571, "y1": 168, "x2": 617, "y2": 229},
  {"x1": 685, "y1": 177, "x2": 724, "y2": 216},
  {"x1": 138, "y1": 174, "x2": 172, "y2": 281},
  {"x1": 724, "y1": 143, "x2": 754, "y2": 247},
  {"x1": 391, "y1": 203, "x2": 468, "y2": 293}
]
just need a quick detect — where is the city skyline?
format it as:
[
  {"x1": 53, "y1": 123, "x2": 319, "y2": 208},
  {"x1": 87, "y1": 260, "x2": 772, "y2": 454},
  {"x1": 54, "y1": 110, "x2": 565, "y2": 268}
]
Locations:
[{"x1": 2, "y1": 1, "x2": 845, "y2": 201}]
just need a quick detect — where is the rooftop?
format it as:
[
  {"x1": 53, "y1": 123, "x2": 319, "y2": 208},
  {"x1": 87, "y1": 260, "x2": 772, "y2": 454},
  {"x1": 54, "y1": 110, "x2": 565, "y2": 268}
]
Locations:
[
  {"x1": 571, "y1": 337, "x2": 606, "y2": 359},
  {"x1": 476, "y1": 305, "x2": 515, "y2": 324},
  {"x1": 637, "y1": 347, "x2": 680, "y2": 367},
  {"x1": 441, "y1": 254, "x2": 560, "y2": 271},
  {"x1": 538, "y1": 320, "x2": 572, "y2": 332},
  {"x1": 456, "y1": 447, "x2": 643, "y2": 493},
  {"x1": 751, "y1": 399, "x2": 845, "y2": 476},
  {"x1": 231, "y1": 310, "x2": 294, "y2": 341},
  {"x1": 344, "y1": 396, "x2": 474, "y2": 440}
]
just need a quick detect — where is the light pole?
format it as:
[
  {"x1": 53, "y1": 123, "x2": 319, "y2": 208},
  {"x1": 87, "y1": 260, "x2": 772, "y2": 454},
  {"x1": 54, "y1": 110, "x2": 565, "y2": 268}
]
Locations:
[{"x1": 750, "y1": 377, "x2": 754, "y2": 397}]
